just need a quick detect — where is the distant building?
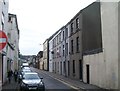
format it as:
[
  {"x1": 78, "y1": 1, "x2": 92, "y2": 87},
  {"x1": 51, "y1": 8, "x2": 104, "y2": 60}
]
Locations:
[
  {"x1": 39, "y1": 57, "x2": 43, "y2": 70},
  {"x1": 36, "y1": 51, "x2": 43, "y2": 69},
  {"x1": 32, "y1": 56, "x2": 36, "y2": 67},
  {"x1": 52, "y1": 27, "x2": 63, "y2": 74},
  {"x1": 37, "y1": 51, "x2": 44, "y2": 70},
  {"x1": 43, "y1": 39, "x2": 49, "y2": 71},
  {"x1": 48, "y1": 29, "x2": 61, "y2": 73},
  {"x1": 49, "y1": 36, "x2": 54, "y2": 72}
]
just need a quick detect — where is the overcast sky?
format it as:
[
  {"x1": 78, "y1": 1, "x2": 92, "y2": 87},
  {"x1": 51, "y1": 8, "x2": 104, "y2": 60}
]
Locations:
[{"x1": 8, "y1": 0, "x2": 95, "y2": 55}]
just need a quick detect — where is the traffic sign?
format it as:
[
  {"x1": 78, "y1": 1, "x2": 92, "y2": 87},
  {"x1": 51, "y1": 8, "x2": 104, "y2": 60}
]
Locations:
[{"x1": 0, "y1": 30, "x2": 8, "y2": 51}]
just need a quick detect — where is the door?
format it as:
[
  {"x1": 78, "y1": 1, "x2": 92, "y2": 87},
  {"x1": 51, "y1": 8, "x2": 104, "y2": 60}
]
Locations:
[
  {"x1": 64, "y1": 61, "x2": 66, "y2": 76},
  {"x1": 68, "y1": 61, "x2": 70, "y2": 76},
  {"x1": 55, "y1": 62, "x2": 56, "y2": 73},
  {"x1": 86, "y1": 64, "x2": 90, "y2": 84},
  {"x1": 79, "y1": 60, "x2": 83, "y2": 80},
  {"x1": 60, "y1": 62, "x2": 62, "y2": 75}
]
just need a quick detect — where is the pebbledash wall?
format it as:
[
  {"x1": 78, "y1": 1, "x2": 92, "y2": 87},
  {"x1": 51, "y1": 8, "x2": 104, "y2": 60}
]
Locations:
[
  {"x1": 83, "y1": 1, "x2": 120, "y2": 89},
  {"x1": 0, "y1": 0, "x2": 9, "y2": 85}
]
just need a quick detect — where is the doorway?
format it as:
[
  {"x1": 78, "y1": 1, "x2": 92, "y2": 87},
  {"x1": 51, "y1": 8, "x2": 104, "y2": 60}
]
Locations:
[
  {"x1": 63, "y1": 61, "x2": 66, "y2": 76},
  {"x1": 68, "y1": 61, "x2": 70, "y2": 76},
  {"x1": 79, "y1": 60, "x2": 83, "y2": 80},
  {"x1": 86, "y1": 64, "x2": 90, "y2": 84},
  {"x1": 60, "y1": 62, "x2": 62, "y2": 75}
]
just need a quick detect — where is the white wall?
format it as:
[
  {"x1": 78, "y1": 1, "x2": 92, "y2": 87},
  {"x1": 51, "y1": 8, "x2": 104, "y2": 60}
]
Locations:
[
  {"x1": 3, "y1": 56, "x2": 7, "y2": 83},
  {"x1": 49, "y1": 39, "x2": 53, "y2": 72},
  {"x1": 118, "y1": 1, "x2": 120, "y2": 89},
  {"x1": 83, "y1": 53, "x2": 107, "y2": 88},
  {"x1": 8, "y1": 15, "x2": 19, "y2": 71},
  {"x1": 2, "y1": 0, "x2": 9, "y2": 84},
  {"x1": 83, "y1": 2, "x2": 119, "y2": 89},
  {"x1": 101, "y1": 1, "x2": 118, "y2": 89}
]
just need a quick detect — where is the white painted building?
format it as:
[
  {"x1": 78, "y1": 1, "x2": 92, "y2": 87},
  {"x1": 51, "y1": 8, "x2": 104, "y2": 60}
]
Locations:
[
  {"x1": 43, "y1": 39, "x2": 49, "y2": 71},
  {"x1": 52, "y1": 28, "x2": 62, "y2": 74},
  {"x1": 8, "y1": 14, "x2": 19, "y2": 71},
  {"x1": 0, "y1": 1, "x2": 19, "y2": 88},
  {"x1": 60, "y1": 27, "x2": 66, "y2": 76},
  {"x1": 65, "y1": 24, "x2": 70, "y2": 77},
  {"x1": 49, "y1": 29, "x2": 62, "y2": 73},
  {"x1": 0, "y1": 0, "x2": 9, "y2": 87},
  {"x1": 47, "y1": 1, "x2": 120, "y2": 89},
  {"x1": 82, "y1": 1, "x2": 120, "y2": 89},
  {"x1": 49, "y1": 37, "x2": 53, "y2": 72}
]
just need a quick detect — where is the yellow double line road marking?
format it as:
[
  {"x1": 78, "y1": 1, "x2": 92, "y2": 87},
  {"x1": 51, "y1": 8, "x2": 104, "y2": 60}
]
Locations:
[
  {"x1": 32, "y1": 68, "x2": 84, "y2": 91},
  {"x1": 47, "y1": 74, "x2": 79, "y2": 90},
  {"x1": 54, "y1": 77, "x2": 79, "y2": 90}
]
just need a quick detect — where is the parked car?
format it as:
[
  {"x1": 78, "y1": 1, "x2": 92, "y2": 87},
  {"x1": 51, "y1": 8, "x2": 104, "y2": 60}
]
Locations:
[
  {"x1": 22, "y1": 63, "x2": 29, "y2": 67},
  {"x1": 20, "y1": 72, "x2": 45, "y2": 91},
  {"x1": 21, "y1": 69, "x2": 32, "y2": 75},
  {"x1": 18, "y1": 69, "x2": 32, "y2": 83},
  {"x1": 22, "y1": 67, "x2": 30, "y2": 70}
]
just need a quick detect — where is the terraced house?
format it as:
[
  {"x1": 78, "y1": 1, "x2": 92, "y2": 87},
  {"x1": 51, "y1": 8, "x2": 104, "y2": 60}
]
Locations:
[
  {"x1": 0, "y1": 0, "x2": 9, "y2": 88},
  {"x1": 68, "y1": 11, "x2": 82, "y2": 80},
  {"x1": 0, "y1": 0, "x2": 19, "y2": 88},
  {"x1": 47, "y1": 1, "x2": 120, "y2": 89}
]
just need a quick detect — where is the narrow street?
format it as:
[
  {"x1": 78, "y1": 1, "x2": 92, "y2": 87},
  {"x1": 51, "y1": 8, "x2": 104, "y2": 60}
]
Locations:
[
  {"x1": 2, "y1": 67, "x2": 81, "y2": 91},
  {"x1": 1, "y1": 0, "x2": 120, "y2": 90},
  {"x1": 2, "y1": 66, "x2": 104, "y2": 91},
  {"x1": 31, "y1": 67, "x2": 79, "y2": 90}
]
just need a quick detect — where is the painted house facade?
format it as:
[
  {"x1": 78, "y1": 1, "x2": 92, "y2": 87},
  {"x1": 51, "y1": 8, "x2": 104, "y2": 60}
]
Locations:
[
  {"x1": 82, "y1": 1, "x2": 120, "y2": 89},
  {"x1": 52, "y1": 28, "x2": 62, "y2": 74},
  {"x1": 47, "y1": 1, "x2": 120, "y2": 89},
  {"x1": 0, "y1": 0, "x2": 9, "y2": 86},
  {"x1": 0, "y1": 1, "x2": 19, "y2": 88},
  {"x1": 68, "y1": 11, "x2": 82, "y2": 80},
  {"x1": 8, "y1": 14, "x2": 20, "y2": 72},
  {"x1": 49, "y1": 37, "x2": 53, "y2": 72},
  {"x1": 43, "y1": 39, "x2": 49, "y2": 71}
]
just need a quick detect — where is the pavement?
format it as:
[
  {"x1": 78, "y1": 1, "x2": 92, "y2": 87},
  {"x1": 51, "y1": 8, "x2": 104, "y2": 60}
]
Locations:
[
  {"x1": 2, "y1": 67, "x2": 108, "y2": 91},
  {"x1": 1, "y1": 76, "x2": 19, "y2": 91}
]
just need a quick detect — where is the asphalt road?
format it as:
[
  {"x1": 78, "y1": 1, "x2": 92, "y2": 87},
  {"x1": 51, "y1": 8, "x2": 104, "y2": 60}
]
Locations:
[
  {"x1": 2, "y1": 67, "x2": 82, "y2": 91},
  {"x1": 31, "y1": 67, "x2": 78, "y2": 91}
]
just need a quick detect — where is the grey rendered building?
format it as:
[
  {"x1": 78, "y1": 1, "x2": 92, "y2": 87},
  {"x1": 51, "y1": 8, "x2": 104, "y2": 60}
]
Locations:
[
  {"x1": 48, "y1": 1, "x2": 120, "y2": 89},
  {"x1": 67, "y1": 11, "x2": 83, "y2": 80}
]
